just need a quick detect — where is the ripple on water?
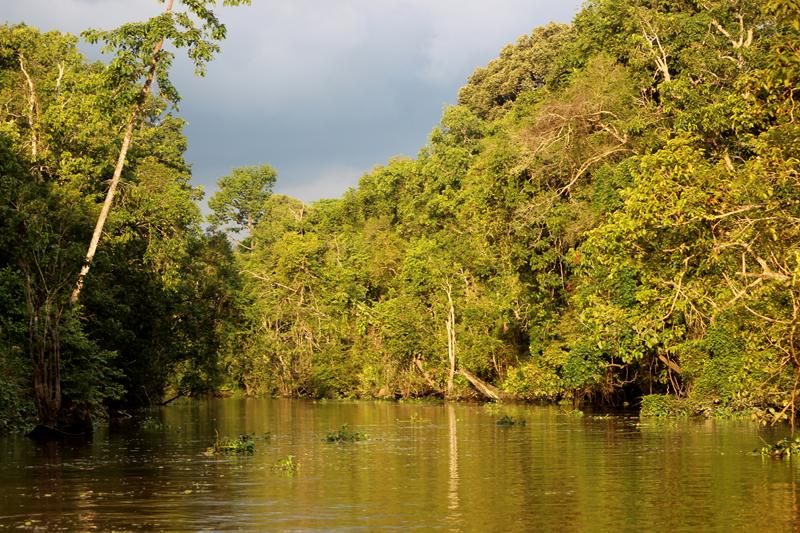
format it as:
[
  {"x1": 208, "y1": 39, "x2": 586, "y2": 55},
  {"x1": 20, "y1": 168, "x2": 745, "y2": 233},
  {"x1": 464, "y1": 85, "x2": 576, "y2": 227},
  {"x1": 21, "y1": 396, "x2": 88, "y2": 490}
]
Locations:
[{"x1": 0, "y1": 399, "x2": 798, "y2": 532}]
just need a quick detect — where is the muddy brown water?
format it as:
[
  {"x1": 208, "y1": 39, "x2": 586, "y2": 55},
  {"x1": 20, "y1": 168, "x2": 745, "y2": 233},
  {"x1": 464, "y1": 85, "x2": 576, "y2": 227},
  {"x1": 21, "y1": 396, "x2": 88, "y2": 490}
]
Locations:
[{"x1": 0, "y1": 398, "x2": 798, "y2": 531}]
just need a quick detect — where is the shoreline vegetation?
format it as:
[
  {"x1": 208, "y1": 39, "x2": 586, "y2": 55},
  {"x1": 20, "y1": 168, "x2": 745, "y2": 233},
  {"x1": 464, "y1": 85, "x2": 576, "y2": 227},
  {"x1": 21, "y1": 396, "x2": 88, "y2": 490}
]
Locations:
[{"x1": 1, "y1": 0, "x2": 799, "y2": 436}]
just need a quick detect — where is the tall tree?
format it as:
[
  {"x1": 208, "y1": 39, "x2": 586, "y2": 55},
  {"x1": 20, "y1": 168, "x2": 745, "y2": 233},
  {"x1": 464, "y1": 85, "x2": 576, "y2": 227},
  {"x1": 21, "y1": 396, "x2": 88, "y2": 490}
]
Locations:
[
  {"x1": 208, "y1": 164, "x2": 278, "y2": 241},
  {"x1": 71, "y1": 0, "x2": 251, "y2": 303}
]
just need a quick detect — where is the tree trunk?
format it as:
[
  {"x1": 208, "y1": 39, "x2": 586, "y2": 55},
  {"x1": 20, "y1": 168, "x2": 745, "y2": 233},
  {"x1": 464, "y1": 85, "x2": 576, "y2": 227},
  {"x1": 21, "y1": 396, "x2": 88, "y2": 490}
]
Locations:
[
  {"x1": 444, "y1": 282, "x2": 456, "y2": 397},
  {"x1": 71, "y1": 0, "x2": 175, "y2": 303},
  {"x1": 18, "y1": 54, "x2": 41, "y2": 160},
  {"x1": 23, "y1": 275, "x2": 62, "y2": 427},
  {"x1": 458, "y1": 368, "x2": 512, "y2": 401}
]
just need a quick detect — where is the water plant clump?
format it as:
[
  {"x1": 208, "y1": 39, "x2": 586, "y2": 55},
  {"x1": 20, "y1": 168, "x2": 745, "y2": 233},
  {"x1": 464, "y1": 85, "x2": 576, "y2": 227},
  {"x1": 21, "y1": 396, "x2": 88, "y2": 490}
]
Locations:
[
  {"x1": 759, "y1": 436, "x2": 800, "y2": 458},
  {"x1": 207, "y1": 431, "x2": 255, "y2": 455},
  {"x1": 323, "y1": 424, "x2": 367, "y2": 443},
  {"x1": 496, "y1": 415, "x2": 525, "y2": 426},
  {"x1": 139, "y1": 416, "x2": 165, "y2": 431},
  {"x1": 273, "y1": 454, "x2": 299, "y2": 474}
]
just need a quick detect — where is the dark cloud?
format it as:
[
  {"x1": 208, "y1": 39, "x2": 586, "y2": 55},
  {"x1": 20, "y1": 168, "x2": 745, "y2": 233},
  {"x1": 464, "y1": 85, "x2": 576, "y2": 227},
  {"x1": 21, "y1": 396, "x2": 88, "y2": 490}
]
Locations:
[{"x1": 4, "y1": 0, "x2": 583, "y2": 203}]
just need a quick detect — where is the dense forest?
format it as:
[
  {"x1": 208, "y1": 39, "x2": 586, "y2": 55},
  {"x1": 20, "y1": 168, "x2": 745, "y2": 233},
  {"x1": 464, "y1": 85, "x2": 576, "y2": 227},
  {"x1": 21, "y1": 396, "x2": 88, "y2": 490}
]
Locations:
[{"x1": 1, "y1": 0, "x2": 798, "y2": 435}]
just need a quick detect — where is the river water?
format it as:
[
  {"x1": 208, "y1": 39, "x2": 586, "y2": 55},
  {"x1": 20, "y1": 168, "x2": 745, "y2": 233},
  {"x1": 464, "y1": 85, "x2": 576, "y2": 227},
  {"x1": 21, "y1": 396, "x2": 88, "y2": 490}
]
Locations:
[{"x1": 0, "y1": 399, "x2": 798, "y2": 531}]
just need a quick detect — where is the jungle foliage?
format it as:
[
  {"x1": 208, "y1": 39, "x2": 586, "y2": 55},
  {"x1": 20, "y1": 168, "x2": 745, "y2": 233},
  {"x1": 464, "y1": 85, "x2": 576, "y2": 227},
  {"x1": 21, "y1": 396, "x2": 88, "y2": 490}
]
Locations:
[
  {"x1": 1, "y1": 0, "x2": 799, "y2": 434},
  {"x1": 0, "y1": 0, "x2": 246, "y2": 433},
  {"x1": 216, "y1": 0, "x2": 800, "y2": 422}
]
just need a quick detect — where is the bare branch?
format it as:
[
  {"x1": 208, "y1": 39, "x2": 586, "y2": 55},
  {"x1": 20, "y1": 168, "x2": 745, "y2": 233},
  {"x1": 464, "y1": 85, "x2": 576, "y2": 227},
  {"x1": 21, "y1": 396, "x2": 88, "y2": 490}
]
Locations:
[
  {"x1": 55, "y1": 62, "x2": 65, "y2": 97},
  {"x1": 708, "y1": 11, "x2": 754, "y2": 69},
  {"x1": 557, "y1": 145, "x2": 627, "y2": 196},
  {"x1": 18, "y1": 54, "x2": 41, "y2": 160},
  {"x1": 639, "y1": 18, "x2": 671, "y2": 82}
]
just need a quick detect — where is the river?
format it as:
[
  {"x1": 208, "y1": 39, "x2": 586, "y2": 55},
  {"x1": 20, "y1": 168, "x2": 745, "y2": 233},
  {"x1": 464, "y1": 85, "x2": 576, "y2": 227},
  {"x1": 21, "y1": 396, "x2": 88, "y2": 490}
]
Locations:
[{"x1": 0, "y1": 399, "x2": 798, "y2": 531}]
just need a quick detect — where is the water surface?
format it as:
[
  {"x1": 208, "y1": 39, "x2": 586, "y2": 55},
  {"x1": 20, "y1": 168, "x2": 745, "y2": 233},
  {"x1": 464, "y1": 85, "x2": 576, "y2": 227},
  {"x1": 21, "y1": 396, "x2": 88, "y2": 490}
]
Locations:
[{"x1": 0, "y1": 399, "x2": 798, "y2": 531}]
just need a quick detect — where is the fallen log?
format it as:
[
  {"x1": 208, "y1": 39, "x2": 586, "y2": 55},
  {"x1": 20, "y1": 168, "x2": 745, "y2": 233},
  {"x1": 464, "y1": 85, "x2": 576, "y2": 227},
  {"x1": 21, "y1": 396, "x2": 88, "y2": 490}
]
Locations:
[
  {"x1": 414, "y1": 358, "x2": 442, "y2": 393},
  {"x1": 657, "y1": 354, "x2": 683, "y2": 375},
  {"x1": 159, "y1": 393, "x2": 183, "y2": 406},
  {"x1": 457, "y1": 368, "x2": 513, "y2": 401}
]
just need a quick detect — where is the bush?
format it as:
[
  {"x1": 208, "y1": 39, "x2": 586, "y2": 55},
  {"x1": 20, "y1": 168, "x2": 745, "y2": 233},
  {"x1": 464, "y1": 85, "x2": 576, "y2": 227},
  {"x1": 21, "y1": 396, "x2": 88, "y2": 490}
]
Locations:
[{"x1": 640, "y1": 394, "x2": 693, "y2": 417}]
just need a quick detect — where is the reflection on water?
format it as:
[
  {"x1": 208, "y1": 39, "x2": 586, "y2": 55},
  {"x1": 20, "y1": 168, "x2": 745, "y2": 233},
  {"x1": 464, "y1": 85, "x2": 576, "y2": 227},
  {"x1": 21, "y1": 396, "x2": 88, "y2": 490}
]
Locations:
[
  {"x1": 447, "y1": 403, "x2": 460, "y2": 529},
  {"x1": 0, "y1": 399, "x2": 799, "y2": 531}
]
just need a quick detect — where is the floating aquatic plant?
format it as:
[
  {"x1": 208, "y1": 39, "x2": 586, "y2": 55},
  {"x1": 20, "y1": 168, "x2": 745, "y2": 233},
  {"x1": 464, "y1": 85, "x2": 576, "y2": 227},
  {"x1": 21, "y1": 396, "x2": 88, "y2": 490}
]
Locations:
[
  {"x1": 206, "y1": 431, "x2": 255, "y2": 455},
  {"x1": 139, "y1": 416, "x2": 165, "y2": 431},
  {"x1": 273, "y1": 454, "x2": 299, "y2": 474},
  {"x1": 759, "y1": 436, "x2": 800, "y2": 458},
  {"x1": 323, "y1": 424, "x2": 367, "y2": 443},
  {"x1": 496, "y1": 415, "x2": 525, "y2": 426}
]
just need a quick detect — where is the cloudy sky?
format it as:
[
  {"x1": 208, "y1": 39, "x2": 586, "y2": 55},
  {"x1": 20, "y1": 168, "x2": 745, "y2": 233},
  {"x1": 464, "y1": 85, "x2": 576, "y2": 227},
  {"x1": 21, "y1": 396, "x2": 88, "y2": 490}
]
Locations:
[{"x1": 4, "y1": 0, "x2": 582, "y2": 203}]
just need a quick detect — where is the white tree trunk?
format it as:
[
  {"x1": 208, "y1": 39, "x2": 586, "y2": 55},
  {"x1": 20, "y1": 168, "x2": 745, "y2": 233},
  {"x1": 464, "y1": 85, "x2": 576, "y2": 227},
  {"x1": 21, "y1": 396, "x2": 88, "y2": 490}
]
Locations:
[
  {"x1": 445, "y1": 281, "x2": 456, "y2": 397},
  {"x1": 18, "y1": 54, "x2": 40, "y2": 160},
  {"x1": 71, "y1": 0, "x2": 175, "y2": 303}
]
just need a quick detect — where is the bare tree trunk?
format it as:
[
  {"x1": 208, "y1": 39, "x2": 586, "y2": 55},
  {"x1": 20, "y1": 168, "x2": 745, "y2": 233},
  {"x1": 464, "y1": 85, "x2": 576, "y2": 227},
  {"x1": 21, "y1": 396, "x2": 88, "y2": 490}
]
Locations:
[
  {"x1": 71, "y1": 0, "x2": 175, "y2": 303},
  {"x1": 18, "y1": 54, "x2": 41, "y2": 160},
  {"x1": 444, "y1": 282, "x2": 456, "y2": 397},
  {"x1": 458, "y1": 368, "x2": 511, "y2": 401}
]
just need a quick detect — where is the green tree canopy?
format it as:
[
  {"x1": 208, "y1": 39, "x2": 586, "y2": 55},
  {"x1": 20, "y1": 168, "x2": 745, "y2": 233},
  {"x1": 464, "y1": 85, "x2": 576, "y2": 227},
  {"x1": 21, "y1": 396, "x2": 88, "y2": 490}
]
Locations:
[{"x1": 208, "y1": 164, "x2": 278, "y2": 238}]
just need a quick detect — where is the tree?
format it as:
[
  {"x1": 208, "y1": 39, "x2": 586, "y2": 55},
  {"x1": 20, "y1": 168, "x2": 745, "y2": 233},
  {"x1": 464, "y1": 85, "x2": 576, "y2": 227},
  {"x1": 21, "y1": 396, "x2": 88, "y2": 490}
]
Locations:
[
  {"x1": 458, "y1": 23, "x2": 574, "y2": 120},
  {"x1": 0, "y1": 25, "x2": 125, "y2": 431},
  {"x1": 71, "y1": 0, "x2": 251, "y2": 303},
  {"x1": 0, "y1": 14, "x2": 249, "y2": 433},
  {"x1": 208, "y1": 164, "x2": 278, "y2": 240}
]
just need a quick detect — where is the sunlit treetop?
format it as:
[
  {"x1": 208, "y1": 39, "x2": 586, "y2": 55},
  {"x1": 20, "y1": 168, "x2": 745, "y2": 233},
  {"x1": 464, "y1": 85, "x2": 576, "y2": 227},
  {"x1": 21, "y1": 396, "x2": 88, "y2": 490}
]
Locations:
[{"x1": 82, "y1": 0, "x2": 251, "y2": 108}]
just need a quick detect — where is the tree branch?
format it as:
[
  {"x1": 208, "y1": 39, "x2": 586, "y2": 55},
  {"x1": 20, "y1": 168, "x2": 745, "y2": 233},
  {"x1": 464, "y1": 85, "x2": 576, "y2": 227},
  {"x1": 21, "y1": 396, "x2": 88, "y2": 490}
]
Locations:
[
  {"x1": 18, "y1": 53, "x2": 41, "y2": 160},
  {"x1": 639, "y1": 18, "x2": 671, "y2": 82}
]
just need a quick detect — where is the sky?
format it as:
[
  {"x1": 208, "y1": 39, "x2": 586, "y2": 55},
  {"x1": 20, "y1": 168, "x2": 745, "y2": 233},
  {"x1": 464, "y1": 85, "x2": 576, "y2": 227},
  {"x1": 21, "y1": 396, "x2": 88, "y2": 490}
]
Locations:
[{"x1": 4, "y1": 0, "x2": 583, "y2": 204}]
